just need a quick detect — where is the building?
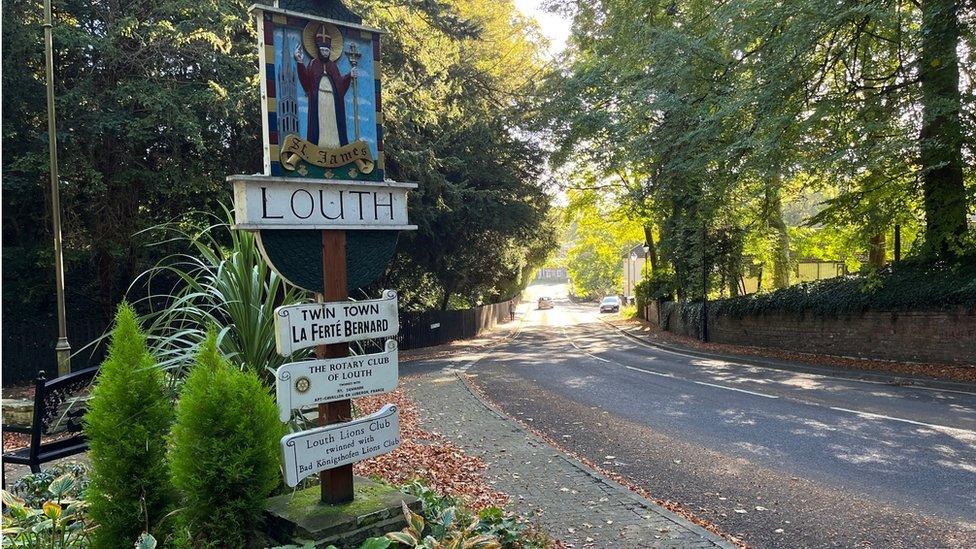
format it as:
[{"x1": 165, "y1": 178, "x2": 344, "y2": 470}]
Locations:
[
  {"x1": 621, "y1": 244, "x2": 648, "y2": 300},
  {"x1": 535, "y1": 267, "x2": 568, "y2": 281}
]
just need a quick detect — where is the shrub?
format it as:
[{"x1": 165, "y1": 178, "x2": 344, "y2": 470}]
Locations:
[
  {"x1": 169, "y1": 329, "x2": 284, "y2": 547},
  {"x1": 84, "y1": 303, "x2": 175, "y2": 548}
]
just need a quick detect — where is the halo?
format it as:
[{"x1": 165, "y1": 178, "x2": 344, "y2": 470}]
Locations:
[{"x1": 302, "y1": 22, "x2": 343, "y2": 62}]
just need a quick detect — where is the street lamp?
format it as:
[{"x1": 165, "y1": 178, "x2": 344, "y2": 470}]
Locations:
[
  {"x1": 43, "y1": 0, "x2": 71, "y2": 376},
  {"x1": 629, "y1": 251, "x2": 637, "y2": 304}
]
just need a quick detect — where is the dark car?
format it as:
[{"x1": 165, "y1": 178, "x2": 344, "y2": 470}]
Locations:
[{"x1": 599, "y1": 296, "x2": 621, "y2": 313}]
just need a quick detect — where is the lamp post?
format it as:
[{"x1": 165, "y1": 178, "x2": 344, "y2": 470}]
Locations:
[
  {"x1": 43, "y1": 0, "x2": 71, "y2": 376},
  {"x1": 630, "y1": 251, "x2": 637, "y2": 304}
]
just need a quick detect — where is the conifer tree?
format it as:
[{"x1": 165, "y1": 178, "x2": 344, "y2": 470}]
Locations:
[
  {"x1": 169, "y1": 329, "x2": 283, "y2": 546},
  {"x1": 85, "y1": 303, "x2": 175, "y2": 548}
]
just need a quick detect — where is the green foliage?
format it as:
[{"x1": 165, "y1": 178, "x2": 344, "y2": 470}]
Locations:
[
  {"x1": 397, "y1": 480, "x2": 549, "y2": 549},
  {"x1": 1, "y1": 0, "x2": 260, "y2": 322},
  {"x1": 168, "y1": 329, "x2": 284, "y2": 547},
  {"x1": 131, "y1": 208, "x2": 307, "y2": 380},
  {"x1": 385, "y1": 501, "x2": 500, "y2": 549},
  {"x1": 362, "y1": 0, "x2": 557, "y2": 311},
  {"x1": 1, "y1": 476, "x2": 92, "y2": 548},
  {"x1": 9, "y1": 463, "x2": 90, "y2": 509},
  {"x1": 84, "y1": 304, "x2": 175, "y2": 548},
  {"x1": 543, "y1": 0, "x2": 975, "y2": 300},
  {"x1": 715, "y1": 256, "x2": 976, "y2": 318},
  {"x1": 563, "y1": 188, "x2": 644, "y2": 300},
  {"x1": 636, "y1": 271, "x2": 678, "y2": 306}
]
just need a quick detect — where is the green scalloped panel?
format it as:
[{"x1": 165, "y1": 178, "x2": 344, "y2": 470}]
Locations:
[{"x1": 257, "y1": 230, "x2": 399, "y2": 293}]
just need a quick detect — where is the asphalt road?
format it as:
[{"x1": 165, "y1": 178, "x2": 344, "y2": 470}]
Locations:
[{"x1": 404, "y1": 284, "x2": 976, "y2": 548}]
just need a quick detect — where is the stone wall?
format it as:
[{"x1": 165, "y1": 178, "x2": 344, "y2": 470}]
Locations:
[{"x1": 645, "y1": 301, "x2": 976, "y2": 365}]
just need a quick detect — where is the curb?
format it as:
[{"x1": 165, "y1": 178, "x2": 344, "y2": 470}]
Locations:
[
  {"x1": 453, "y1": 372, "x2": 739, "y2": 549},
  {"x1": 600, "y1": 317, "x2": 976, "y2": 395}
]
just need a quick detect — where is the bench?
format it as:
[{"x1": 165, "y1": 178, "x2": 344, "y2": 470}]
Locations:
[{"x1": 2, "y1": 367, "x2": 98, "y2": 486}]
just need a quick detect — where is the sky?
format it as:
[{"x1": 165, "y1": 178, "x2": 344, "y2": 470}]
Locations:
[{"x1": 513, "y1": 0, "x2": 570, "y2": 58}]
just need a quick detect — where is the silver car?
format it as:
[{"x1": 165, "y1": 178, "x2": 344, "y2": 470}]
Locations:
[{"x1": 599, "y1": 296, "x2": 621, "y2": 313}]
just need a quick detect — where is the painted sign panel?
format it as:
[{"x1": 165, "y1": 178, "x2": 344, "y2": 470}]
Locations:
[
  {"x1": 274, "y1": 289, "x2": 399, "y2": 356},
  {"x1": 275, "y1": 339, "x2": 399, "y2": 421},
  {"x1": 254, "y1": 5, "x2": 385, "y2": 182},
  {"x1": 230, "y1": 175, "x2": 417, "y2": 230},
  {"x1": 281, "y1": 403, "x2": 400, "y2": 487}
]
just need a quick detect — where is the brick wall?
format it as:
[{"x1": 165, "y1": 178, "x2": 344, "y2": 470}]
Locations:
[{"x1": 646, "y1": 301, "x2": 976, "y2": 365}]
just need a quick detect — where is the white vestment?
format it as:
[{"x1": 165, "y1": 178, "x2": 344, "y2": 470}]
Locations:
[{"x1": 317, "y1": 77, "x2": 341, "y2": 148}]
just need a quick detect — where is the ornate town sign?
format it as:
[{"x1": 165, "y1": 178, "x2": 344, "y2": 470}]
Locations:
[
  {"x1": 237, "y1": 1, "x2": 408, "y2": 294},
  {"x1": 233, "y1": 0, "x2": 409, "y2": 505}
]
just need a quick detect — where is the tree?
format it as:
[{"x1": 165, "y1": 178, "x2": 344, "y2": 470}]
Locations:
[
  {"x1": 85, "y1": 303, "x2": 174, "y2": 547},
  {"x1": 169, "y1": 329, "x2": 283, "y2": 546}
]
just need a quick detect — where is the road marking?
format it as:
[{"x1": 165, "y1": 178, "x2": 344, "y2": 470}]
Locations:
[
  {"x1": 625, "y1": 365, "x2": 674, "y2": 378},
  {"x1": 592, "y1": 313, "x2": 976, "y2": 398},
  {"x1": 828, "y1": 406, "x2": 976, "y2": 434},
  {"x1": 560, "y1": 325, "x2": 611, "y2": 363},
  {"x1": 692, "y1": 380, "x2": 780, "y2": 399},
  {"x1": 625, "y1": 365, "x2": 778, "y2": 399}
]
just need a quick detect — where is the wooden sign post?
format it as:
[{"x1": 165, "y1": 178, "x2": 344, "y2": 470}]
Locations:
[{"x1": 318, "y1": 229, "x2": 352, "y2": 503}]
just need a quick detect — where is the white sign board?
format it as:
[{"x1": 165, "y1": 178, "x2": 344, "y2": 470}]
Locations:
[
  {"x1": 274, "y1": 290, "x2": 399, "y2": 356},
  {"x1": 230, "y1": 175, "x2": 417, "y2": 230},
  {"x1": 275, "y1": 340, "x2": 399, "y2": 422},
  {"x1": 281, "y1": 403, "x2": 400, "y2": 487}
]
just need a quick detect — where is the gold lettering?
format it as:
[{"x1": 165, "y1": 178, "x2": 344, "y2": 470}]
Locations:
[{"x1": 280, "y1": 135, "x2": 375, "y2": 174}]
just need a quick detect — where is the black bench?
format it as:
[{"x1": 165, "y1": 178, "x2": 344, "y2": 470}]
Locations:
[{"x1": 2, "y1": 367, "x2": 98, "y2": 486}]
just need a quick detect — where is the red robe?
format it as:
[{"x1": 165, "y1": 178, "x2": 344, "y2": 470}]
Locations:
[{"x1": 296, "y1": 58, "x2": 352, "y2": 146}]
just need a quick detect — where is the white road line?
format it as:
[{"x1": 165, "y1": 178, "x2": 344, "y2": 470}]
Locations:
[
  {"x1": 625, "y1": 365, "x2": 674, "y2": 378},
  {"x1": 692, "y1": 380, "x2": 780, "y2": 399},
  {"x1": 560, "y1": 325, "x2": 611, "y2": 363},
  {"x1": 593, "y1": 313, "x2": 976, "y2": 397},
  {"x1": 828, "y1": 406, "x2": 976, "y2": 434},
  {"x1": 625, "y1": 364, "x2": 779, "y2": 398}
]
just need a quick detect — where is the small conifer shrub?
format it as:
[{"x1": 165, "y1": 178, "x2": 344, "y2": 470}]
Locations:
[
  {"x1": 85, "y1": 303, "x2": 175, "y2": 548},
  {"x1": 169, "y1": 329, "x2": 284, "y2": 546}
]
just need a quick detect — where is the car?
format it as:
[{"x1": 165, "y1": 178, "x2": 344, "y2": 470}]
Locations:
[
  {"x1": 599, "y1": 296, "x2": 621, "y2": 313},
  {"x1": 537, "y1": 296, "x2": 554, "y2": 310}
]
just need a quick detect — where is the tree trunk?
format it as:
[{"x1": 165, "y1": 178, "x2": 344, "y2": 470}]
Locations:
[
  {"x1": 868, "y1": 233, "x2": 886, "y2": 268},
  {"x1": 643, "y1": 224, "x2": 659, "y2": 272},
  {"x1": 919, "y1": 0, "x2": 967, "y2": 257},
  {"x1": 439, "y1": 282, "x2": 455, "y2": 311},
  {"x1": 767, "y1": 183, "x2": 790, "y2": 289}
]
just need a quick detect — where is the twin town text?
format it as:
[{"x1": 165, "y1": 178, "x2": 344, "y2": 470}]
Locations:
[{"x1": 273, "y1": 291, "x2": 400, "y2": 355}]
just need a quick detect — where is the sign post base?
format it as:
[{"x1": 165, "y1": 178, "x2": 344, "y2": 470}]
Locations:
[{"x1": 264, "y1": 477, "x2": 420, "y2": 548}]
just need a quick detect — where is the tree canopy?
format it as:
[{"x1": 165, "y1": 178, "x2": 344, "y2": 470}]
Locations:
[
  {"x1": 1, "y1": 0, "x2": 557, "y2": 379},
  {"x1": 542, "y1": 0, "x2": 975, "y2": 299}
]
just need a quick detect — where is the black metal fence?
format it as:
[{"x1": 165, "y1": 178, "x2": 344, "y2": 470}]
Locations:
[
  {"x1": 3, "y1": 297, "x2": 521, "y2": 385},
  {"x1": 397, "y1": 297, "x2": 519, "y2": 350}
]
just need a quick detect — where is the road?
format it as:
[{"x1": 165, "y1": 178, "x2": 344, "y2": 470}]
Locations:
[{"x1": 405, "y1": 283, "x2": 976, "y2": 548}]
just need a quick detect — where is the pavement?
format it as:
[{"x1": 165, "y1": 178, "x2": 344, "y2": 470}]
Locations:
[{"x1": 401, "y1": 283, "x2": 976, "y2": 548}]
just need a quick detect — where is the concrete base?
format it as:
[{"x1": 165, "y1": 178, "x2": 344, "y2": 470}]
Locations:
[
  {"x1": 265, "y1": 476, "x2": 420, "y2": 548},
  {"x1": 1, "y1": 399, "x2": 33, "y2": 427}
]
